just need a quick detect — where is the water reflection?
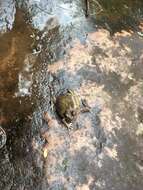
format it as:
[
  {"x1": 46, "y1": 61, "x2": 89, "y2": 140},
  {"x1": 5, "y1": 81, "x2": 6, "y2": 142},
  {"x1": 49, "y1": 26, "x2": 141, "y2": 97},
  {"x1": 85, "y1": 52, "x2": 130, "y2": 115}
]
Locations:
[
  {"x1": 15, "y1": 54, "x2": 34, "y2": 97},
  {"x1": 30, "y1": 0, "x2": 85, "y2": 30},
  {"x1": 23, "y1": 0, "x2": 143, "y2": 34},
  {"x1": 0, "y1": 10, "x2": 35, "y2": 126}
]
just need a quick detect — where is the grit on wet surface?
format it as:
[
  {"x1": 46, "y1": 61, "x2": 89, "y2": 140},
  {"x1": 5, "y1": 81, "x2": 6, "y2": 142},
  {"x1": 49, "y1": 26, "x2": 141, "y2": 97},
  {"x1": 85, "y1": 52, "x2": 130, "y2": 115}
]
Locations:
[{"x1": 39, "y1": 29, "x2": 143, "y2": 189}]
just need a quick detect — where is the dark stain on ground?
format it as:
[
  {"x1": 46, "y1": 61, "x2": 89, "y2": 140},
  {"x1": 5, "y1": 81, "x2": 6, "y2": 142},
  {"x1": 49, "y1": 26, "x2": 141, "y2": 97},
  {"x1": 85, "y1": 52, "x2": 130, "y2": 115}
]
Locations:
[{"x1": 92, "y1": 0, "x2": 143, "y2": 33}]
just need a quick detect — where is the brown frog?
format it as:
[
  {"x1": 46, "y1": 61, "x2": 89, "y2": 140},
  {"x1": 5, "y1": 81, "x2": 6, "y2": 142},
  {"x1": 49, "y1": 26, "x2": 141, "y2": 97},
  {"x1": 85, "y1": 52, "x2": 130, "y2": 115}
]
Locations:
[{"x1": 55, "y1": 89, "x2": 90, "y2": 129}]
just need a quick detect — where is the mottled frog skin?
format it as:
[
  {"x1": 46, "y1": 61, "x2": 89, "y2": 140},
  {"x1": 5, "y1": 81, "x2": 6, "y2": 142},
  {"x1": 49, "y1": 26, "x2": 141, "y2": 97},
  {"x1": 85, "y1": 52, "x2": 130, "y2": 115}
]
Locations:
[{"x1": 55, "y1": 89, "x2": 90, "y2": 129}]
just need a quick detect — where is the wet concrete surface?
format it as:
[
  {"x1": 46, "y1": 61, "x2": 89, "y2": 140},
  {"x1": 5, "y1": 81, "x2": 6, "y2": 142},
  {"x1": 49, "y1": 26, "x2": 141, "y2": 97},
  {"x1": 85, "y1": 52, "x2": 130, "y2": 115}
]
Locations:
[
  {"x1": 41, "y1": 30, "x2": 143, "y2": 189},
  {"x1": 0, "y1": 1, "x2": 143, "y2": 190}
]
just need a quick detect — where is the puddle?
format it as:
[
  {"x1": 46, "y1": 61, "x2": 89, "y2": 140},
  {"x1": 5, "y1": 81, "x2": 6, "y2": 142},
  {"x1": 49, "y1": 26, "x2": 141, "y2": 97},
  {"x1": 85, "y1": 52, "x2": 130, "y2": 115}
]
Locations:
[{"x1": 0, "y1": 10, "x2": 36, "y2": 126}]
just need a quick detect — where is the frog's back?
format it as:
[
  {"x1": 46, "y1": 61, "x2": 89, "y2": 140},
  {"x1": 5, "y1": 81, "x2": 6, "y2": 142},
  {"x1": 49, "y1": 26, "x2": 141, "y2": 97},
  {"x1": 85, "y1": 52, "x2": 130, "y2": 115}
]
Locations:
[
  {"x1": 55, "y1": 94, "x2": 70, "y2": 118},
  {"x1": 55, "y1": 90, "x2": 80, "y2": 118}
]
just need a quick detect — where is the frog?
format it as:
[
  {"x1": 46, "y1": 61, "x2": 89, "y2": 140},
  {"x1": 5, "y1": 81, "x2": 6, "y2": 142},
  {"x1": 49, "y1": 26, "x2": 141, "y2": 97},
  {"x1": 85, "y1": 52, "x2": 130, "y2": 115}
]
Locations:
[{"x1": 55, "y1": 89, "x2": 90, "y2": 129}]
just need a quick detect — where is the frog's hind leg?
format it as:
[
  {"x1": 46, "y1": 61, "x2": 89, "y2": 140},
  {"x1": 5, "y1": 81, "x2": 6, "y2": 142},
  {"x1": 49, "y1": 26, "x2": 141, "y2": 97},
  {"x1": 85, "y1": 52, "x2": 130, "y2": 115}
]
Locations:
[{"x1": 81, "y1": 99, "x2": 90, "y2": 113}]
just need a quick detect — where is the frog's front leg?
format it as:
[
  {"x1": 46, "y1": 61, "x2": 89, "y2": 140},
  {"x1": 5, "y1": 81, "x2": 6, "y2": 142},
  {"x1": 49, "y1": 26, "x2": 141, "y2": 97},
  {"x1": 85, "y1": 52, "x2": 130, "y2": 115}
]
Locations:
[{"x1": 62, "y1": 118, "x2": 73, "y2": 129}]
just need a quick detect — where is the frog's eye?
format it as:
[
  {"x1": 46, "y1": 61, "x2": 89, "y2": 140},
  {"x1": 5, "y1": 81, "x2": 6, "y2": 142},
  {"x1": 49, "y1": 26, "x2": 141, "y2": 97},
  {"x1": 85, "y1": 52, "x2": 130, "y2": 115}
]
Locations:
[{"x1": 71, "y1": 110, "x2": 76, "y2": 116}]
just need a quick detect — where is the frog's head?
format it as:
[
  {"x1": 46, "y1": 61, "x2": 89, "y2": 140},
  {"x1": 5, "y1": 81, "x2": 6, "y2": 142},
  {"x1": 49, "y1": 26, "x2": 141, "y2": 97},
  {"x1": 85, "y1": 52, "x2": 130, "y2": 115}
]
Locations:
[{"x1": 64, "y1": 106, "x2": 77, "y2": 123}]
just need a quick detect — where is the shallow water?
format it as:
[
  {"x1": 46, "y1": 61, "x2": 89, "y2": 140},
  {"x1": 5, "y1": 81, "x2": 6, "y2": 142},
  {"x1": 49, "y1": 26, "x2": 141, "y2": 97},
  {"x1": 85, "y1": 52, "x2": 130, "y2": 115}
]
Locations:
[{"x1": 0, "y1": 10, "x2": 35, "y2": 126}]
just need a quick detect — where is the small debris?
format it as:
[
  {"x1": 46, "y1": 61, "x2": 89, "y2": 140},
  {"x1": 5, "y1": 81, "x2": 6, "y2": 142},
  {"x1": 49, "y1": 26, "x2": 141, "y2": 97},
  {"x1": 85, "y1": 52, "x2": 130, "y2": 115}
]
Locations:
[
  {"x1": 43, "y1": 147, "x2": 48, "y2": 158},
  {"x1": 0, "y1": 126, "x2": 7, "y2": 149},
  {"x1": 136, "y1": 124, "x2": 143, "y2": 136}
]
